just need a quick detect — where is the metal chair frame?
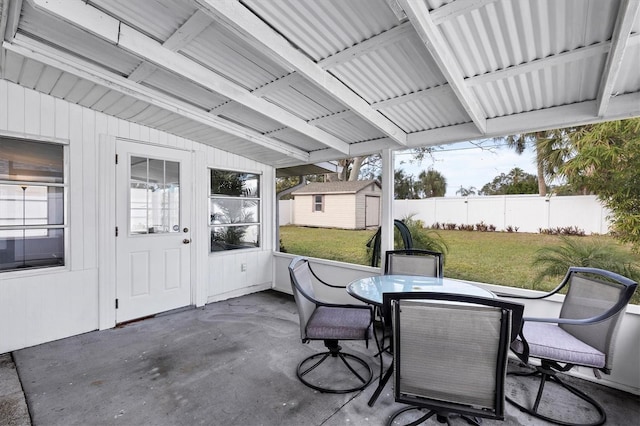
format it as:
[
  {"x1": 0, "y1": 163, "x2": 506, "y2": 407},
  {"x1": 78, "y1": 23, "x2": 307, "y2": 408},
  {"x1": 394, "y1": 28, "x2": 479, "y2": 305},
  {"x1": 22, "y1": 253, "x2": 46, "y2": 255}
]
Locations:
[
  {"x1": 385, "y1": 292, "x2": 524, "y2": 426},
  {"x1": 288, "y1": 256, "x2": 375, "y2": 394},
  {"x1": 502, "y1": 267, "x2": 637, "y2": 426}
]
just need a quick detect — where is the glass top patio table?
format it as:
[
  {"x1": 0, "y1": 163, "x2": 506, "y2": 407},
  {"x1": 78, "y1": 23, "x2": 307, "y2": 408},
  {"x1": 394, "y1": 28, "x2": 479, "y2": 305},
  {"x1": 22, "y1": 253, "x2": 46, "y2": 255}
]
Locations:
[{"x1": 346, "y1": 275, "x2": 495, "y2": 306}]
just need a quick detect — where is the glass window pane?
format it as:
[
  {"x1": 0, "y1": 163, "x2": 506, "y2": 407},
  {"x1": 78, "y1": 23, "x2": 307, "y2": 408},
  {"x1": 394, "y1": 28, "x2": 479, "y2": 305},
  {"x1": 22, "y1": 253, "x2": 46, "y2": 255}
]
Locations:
[
  {"x1": 210, "y1": 225, "x2": 259, "y2": 251},
  {"x1": 211, "y1": 170, "x2": 259, "y2": 197},
  {"x1": 130, "y1": 157, "x2": 180, "y2": 234},
  {"x1": 210, "y1": 199, "x2": 259, "y2": 224},
  {"x1": 0, "y1": 228, "x2": 65, "y2": 271},
  {"x1": 0, "y1": 138, "x2": 64, "y2": 183},
  {"x1": 0, "y1": 185, "x2": 64, "y2": 226}
]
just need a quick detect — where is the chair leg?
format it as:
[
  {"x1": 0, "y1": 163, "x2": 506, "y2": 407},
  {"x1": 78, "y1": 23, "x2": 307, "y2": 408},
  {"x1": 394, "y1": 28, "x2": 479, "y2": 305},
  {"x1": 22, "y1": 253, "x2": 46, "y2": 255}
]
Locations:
[
  {"x1": 506, "y1": 366, "x2": 606, "y2": 426},
  {"x1": 386, "y1": 407, "x2": 436, "y2": 426},
  {"x1": 296, "y1": 339, "x2": 373, "y2": 394}
]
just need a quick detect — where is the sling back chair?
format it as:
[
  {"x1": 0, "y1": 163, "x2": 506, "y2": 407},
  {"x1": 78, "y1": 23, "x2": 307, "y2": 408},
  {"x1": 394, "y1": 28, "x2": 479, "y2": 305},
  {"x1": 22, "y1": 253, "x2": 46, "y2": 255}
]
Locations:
[
  {"x1": 288, "y1": 256, "x2": 374, "y2": 393},
  {"x1": 384, "y1": 249, "x2": 444, "y2": 278},
  {"x1": 386, "y1": 292, "x2": 524, "y2": 426},
  {"x1": 378, "y1": 249, "x2": 445, "y2": 354},
  {"x1": 505, "y1": 267, "x2": 637, "y2": 426}
]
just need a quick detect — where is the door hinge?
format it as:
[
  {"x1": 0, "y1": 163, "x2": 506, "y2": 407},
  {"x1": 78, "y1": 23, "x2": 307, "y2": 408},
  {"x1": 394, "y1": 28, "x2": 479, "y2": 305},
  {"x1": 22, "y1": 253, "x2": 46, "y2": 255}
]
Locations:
[
  {"x1": 115, "y1": 226, "x2": 119, "y2": 237},
  {"x1": 115, "y1": 154, "x2": 119, "y2": 164},
  {"x1": 115, "y1": 299, "x2": 119, "y2": 309}
]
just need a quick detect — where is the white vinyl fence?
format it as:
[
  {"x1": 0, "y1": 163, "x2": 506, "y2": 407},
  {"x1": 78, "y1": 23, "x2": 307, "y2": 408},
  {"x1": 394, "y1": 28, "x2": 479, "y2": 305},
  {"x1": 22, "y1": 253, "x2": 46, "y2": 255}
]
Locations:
[{"x1": 280, "y1": 195, "x2": 611, "y2": 234}]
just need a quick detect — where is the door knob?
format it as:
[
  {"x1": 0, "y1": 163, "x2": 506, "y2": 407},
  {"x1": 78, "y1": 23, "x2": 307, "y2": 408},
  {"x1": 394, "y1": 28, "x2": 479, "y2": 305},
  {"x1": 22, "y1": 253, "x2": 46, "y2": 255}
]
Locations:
[{"x1": 183, "y1": 239, "x2": 191, "y2": 244}]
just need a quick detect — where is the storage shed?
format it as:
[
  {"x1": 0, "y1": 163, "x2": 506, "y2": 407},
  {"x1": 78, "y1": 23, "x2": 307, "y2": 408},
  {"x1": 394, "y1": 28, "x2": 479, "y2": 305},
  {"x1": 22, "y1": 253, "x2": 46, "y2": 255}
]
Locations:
[{"x1": 292, "y1": 180, "x2": 381, "y2": 229}]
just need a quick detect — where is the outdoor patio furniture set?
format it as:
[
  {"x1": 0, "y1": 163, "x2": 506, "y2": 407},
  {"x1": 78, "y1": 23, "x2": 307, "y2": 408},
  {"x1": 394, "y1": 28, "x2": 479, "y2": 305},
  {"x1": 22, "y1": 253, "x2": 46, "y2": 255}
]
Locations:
[{"x1": 288, "y1": 250, "x2": 638, "y2": 426}]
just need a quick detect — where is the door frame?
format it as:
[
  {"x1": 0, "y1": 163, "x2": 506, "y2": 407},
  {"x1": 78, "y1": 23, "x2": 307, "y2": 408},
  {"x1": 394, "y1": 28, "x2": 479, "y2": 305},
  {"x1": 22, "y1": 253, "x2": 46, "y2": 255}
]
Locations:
[{"x1": 98, "y1": 135, "x2": 206, "y2": 330}]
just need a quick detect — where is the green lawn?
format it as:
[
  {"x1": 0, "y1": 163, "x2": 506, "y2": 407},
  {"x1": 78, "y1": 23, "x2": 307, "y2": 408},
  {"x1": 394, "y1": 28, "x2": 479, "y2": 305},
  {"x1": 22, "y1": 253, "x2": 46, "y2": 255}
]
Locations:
[{"x1": 280, "y1": 226, "x2": 640, "y2": 302}]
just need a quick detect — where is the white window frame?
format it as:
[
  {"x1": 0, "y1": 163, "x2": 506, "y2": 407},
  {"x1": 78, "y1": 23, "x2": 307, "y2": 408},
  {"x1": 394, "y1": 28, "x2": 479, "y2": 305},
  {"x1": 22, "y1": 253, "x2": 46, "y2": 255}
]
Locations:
[
  {"x1": 0, "y1": 136, "x2": 68, "y2": 273},
  {"x1": 209, "y1": 168, "x2": 262, "y2": 252}
]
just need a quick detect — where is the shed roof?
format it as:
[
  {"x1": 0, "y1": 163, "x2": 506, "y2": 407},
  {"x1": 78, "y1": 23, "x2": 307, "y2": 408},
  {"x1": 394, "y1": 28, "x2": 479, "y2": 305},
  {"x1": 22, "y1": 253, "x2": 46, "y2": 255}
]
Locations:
[
  {"x1": 1, "y1": 0, "x2": 639, "y2": 168},
  {"x1": 292, "y1": 180, "x2": 381, "y2": 195}
]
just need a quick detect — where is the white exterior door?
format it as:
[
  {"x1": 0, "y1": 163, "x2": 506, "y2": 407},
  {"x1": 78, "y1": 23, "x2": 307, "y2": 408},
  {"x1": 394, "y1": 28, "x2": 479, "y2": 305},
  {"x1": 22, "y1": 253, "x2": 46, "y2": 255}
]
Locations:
[
  {"x1": 115, "y1": 141, "x2": 192, "y2": 323},
  {"x1": 365, "y1": 196, "x2": 380, "y2": 227}
]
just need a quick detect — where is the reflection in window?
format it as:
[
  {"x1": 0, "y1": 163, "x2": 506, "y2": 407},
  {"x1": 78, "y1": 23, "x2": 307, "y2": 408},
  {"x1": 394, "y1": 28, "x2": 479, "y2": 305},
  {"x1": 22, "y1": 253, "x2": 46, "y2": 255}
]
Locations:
[
  {"x1": 0, "y1": 137, "x2": 66, "y2": 272},
  {"x1": 210, "y1": 169, "x2": 260, "y2": 251},
  {"x1": 130, "y1": 157, "x2": 180, "y2": 234}
]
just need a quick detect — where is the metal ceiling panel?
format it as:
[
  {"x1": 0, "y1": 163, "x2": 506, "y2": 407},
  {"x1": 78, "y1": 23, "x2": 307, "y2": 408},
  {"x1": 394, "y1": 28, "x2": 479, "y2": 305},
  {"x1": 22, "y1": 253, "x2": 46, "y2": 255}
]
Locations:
[
  {"x1": 472, "y1": 54, "x2": 606, "y2": 118},
  {"x1": 439, "y1": 0, "x2": 620, "y2": 78},
  {"x1": 377, "y1": 88, "x2": 470, "y2": 132},
  {"x1": 88, "y1": 0, "x2": 197, "y2": 42},
  {"x1": 182, "y1": 23, "x2": 290, "y2": 91},
  {"x1": 142, "y1": 67, "x2": 229, "y2": 110},
  {"x1": 217, "y1": 105, "x2": 284, "y2": 134},
  {"x1": 328, "y1": 34, "x2": 447, "y2": 103},
  {"x1": 242, "y1": 0, "x2": 400, "y2": 62},
  {"x1": 614, "y1": 44, "x2": 640, "y2": 96},
  {"x1": 267, "y1": 129, "x2": 330, "y2": 152},
  {"x1": 261, "y1": 78, "x2": 346, "y2": 121},
  {"x1": 19, "y1": 2, "x2": 141, "y2": 76},
  {"x1": 317, "y1": 112, "x2": 386, "y2": 143}
]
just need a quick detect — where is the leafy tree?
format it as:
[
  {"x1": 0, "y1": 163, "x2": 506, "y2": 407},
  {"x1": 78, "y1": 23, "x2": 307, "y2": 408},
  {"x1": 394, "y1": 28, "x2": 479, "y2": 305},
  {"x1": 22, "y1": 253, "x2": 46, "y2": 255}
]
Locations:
[
  {"x1": 415, "y1": 169, "x2": 447, "y2": 197},
  {"x1": 479, "y1": 167, "x2": 538, "y2": 195},
  {"x1": 394, "y1": 169, "x2": 417, "y2": 199},
  {"x1": 561, "y1": 118, "x2": 640, "y2": 251}
]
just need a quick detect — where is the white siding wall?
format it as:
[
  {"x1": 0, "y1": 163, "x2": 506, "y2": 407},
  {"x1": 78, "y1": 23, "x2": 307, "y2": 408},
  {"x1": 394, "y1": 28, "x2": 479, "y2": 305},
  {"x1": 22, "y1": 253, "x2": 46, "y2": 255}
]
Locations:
[
  {"x1": 0, "y1": 81, "x2": 274, "y2": 353},
  {"x1": 293, "y1": 194, "x2": 357, "y2": 229}
]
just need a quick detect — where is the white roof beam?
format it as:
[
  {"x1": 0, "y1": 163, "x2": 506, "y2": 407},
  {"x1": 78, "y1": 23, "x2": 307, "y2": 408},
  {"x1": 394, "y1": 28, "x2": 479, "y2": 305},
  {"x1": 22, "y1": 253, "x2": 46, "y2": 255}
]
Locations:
[
  {"x1": 430, "y1": 0, "x2": 500, "y2": 25},
  {"x1": 29, "y1": 0, "x2": 350, "y2": 155},
  {"x1": 129, "y1": 9, "x2": 212, "y2": 81},
  {"x1": 195, "y1": 0, "x2": 408, "y2": 146},
  {"x1": 251, "y1": 72, "x2": 303, "y2": 97},
  {"x1": 5, "y1": 37, "x2": 310, "y2": 162},
  {"x1": 407, "y1": 92, "x2": 640, "y2": 147},
  {"x1": 373, "y1": 32, "x2": 640, "y2": 112},
  {"x1": 596, "y1": 0, "x2": 640, "y2": 117},
  {"x1": 318, "y1": 21, "x2": 414, "y2": 69},
  {"x1": 398, "y1": 0, "x2": 487, "y2": 133}
]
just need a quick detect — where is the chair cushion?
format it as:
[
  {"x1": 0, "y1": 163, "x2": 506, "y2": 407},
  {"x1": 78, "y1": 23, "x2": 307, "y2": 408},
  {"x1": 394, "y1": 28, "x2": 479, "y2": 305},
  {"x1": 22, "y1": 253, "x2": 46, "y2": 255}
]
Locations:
[
  {"x1": 306, "y1": 306, "x2": 371, "y2": 340},
  {"x1": 511, "y1": 322, "x2": 605, "y2": 368}
]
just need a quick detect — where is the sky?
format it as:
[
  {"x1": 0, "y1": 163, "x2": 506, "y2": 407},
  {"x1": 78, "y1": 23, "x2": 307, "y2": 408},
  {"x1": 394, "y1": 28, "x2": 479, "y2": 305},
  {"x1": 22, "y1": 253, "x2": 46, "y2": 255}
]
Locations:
[{"x1": 395, "y1": 140, "x2": 538, "y2": 197}]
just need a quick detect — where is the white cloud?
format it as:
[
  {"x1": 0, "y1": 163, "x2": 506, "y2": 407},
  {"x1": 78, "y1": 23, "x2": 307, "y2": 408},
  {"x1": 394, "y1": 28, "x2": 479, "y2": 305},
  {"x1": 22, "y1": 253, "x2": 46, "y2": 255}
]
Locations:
[{"x1": 395, "y1": 141, "x2": 538, "y2": 196}]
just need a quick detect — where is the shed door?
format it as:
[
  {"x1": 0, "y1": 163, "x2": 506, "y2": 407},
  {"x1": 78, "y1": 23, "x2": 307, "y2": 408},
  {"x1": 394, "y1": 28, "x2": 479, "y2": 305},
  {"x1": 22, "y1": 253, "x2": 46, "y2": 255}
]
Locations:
[
  {"x1": 365, "y1": 196, "x2": 380, "y2": 227},
  {"x1": 115, "y1": 140, "x2": 192, "y2": 323}
]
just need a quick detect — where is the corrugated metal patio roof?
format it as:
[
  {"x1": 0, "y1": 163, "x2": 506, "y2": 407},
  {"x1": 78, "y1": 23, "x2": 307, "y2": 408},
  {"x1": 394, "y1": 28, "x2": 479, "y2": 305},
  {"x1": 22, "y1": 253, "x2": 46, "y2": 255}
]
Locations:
[{"x1": 1, "y1": 0, "x2": 638, "y2": 170}]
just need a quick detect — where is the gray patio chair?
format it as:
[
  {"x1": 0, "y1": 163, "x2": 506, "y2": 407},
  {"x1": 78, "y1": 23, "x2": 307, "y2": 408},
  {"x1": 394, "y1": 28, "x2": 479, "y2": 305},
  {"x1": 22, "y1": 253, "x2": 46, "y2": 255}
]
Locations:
[
  {"x1": 384, "y1": 249, "x2": 443, "y2": 278},
  {"x1": 378, "y1": 249, "x2": 445, "y2": 354},
  {"x1": 504, "y1": 267, "x2": 638, "y2": 426},
  {"x1": 386, "y1": 292, "x2": 524, "y2": 426},
  {"x1": 288, "y1": 256, "x2": 374, "y2": 393}
]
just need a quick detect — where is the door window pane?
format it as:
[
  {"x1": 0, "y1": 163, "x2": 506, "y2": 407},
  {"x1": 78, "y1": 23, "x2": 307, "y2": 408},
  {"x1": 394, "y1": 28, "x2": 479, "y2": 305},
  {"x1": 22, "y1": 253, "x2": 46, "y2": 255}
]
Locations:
[{"x1": 130, "y1": 156, "x2": 180, "y2": 234}]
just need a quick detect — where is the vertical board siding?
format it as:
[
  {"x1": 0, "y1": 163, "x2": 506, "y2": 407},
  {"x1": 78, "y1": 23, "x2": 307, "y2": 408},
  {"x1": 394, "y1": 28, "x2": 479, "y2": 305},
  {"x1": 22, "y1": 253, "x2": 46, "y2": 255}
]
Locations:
[{"x1": 0, "y1": 81, "x2": 275, "y2": 353}]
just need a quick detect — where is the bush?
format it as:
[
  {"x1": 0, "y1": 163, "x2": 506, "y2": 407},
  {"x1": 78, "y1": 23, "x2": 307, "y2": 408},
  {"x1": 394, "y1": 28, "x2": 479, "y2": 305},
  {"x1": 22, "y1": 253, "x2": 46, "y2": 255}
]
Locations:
[
  {"x1": 532, "y1": 236, "x2": 640, "y2": 289},
  {"x1": 399, "y1": 215, "x2": 449, "y2": 261}
]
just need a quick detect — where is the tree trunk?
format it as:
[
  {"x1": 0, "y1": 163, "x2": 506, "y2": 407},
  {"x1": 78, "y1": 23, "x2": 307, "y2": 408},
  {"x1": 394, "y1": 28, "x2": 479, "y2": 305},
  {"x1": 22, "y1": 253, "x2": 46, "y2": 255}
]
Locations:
[
  {"x1": 349, "y1": 157, "x2": 364, "y2": 181},
  {"x1": 536, "y1": 153, "x2": 547, "y2": 196}
]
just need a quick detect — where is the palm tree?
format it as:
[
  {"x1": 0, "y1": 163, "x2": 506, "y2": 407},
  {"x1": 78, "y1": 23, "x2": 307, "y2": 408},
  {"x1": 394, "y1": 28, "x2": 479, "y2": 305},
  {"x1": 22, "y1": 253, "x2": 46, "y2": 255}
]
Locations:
[
  {"x1": 499, "y1": 130, "x2": 572, "y2": 196},
  {"x1": 416, "y1": 169, "x2": 447, "y2": 198}
]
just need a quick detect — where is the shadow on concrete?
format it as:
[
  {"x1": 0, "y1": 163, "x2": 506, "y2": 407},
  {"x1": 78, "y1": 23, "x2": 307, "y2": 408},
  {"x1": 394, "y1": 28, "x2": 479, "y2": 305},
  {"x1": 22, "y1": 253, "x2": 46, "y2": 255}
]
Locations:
[{"x1": 5, "y1": 290, "x2": 639, "y2": 425}]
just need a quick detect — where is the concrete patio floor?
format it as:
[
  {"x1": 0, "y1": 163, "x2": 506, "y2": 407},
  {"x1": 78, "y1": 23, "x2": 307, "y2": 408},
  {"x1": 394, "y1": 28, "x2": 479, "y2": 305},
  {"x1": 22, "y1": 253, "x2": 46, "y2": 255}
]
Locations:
[{"x1": 2, "y1": 290, "x2": 639, "y2": 425}]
